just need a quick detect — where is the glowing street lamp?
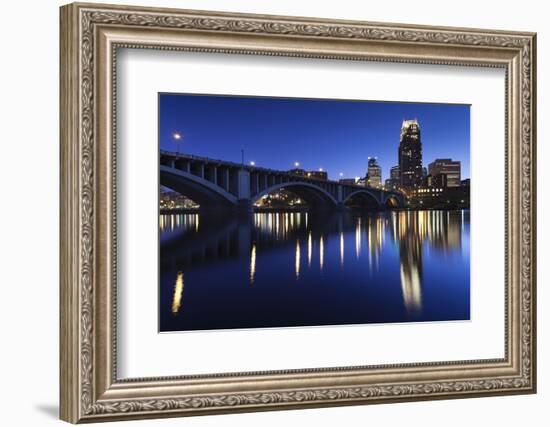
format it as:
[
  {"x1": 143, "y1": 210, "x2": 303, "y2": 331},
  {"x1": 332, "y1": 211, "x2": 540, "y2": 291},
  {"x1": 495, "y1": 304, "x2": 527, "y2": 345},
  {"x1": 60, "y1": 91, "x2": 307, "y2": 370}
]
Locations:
[
  {"x1": 339, "y1": 172, "x2": 344, "y2": 177},
  {"x1": 250, "y1": 161, "x2": 256, "y2": 166},
  {"x1": 319, "y1": 167, "x2": 324, "y2": 172},
  {"x1": 294, "y1": 161, "x2": 300, "y2": 168},
  {"x1": 172, "y1": 132, "x2": 183, "y2": 153}
]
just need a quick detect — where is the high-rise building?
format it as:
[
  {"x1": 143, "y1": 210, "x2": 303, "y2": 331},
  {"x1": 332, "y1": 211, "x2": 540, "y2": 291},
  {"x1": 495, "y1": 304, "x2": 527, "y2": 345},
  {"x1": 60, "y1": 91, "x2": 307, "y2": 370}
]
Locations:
[
  {"x1": 398, "y1": 119, "x2": 423, "y2": 190},
  {"x1": 385, "y1": 178, "x2": 399, "y2": 191},
  {"x1": 426, "y1": 173, "x2": 447, "y2": 188},
  {"x1": 366, "y1": 157, "x2": 382, "y2": 188},
  {"x1": 385, "y1": 165, "x2": 400, "y2": 191},
  {"x1": 428, "y1": 158, "x2": 461, "y2": 187},
  {"x1": 390, "y1": 165, "x2": 400, "y2": 180}
]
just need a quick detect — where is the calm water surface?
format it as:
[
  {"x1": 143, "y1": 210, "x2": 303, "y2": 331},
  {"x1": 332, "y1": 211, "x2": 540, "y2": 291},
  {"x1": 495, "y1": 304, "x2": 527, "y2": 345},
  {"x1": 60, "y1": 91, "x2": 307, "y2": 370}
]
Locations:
[{"x1": 159, "y1": 210, "x2": 470, "y2": 332}]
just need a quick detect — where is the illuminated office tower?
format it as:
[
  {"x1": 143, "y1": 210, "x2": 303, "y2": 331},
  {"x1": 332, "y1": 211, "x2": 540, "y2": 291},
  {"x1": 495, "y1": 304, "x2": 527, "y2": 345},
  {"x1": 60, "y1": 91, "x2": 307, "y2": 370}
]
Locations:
[
  {"x1": 385, "y1": 165, "x2": 400, "y2": 191},
  {"x1": 428, "y1": 158, "x2": 461, "y2": 187},
  {"x1": 398, "y1": 119, "x2": 423, "y2": 190},
  {"x1": 366, "y1": 157, "x2": 382, "y2": 188}
]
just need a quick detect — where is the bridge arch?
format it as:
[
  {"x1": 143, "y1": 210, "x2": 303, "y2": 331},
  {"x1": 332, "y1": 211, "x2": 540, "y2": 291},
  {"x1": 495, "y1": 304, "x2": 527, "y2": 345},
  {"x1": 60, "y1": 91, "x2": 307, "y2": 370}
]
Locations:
[
  {"x1": 384, "y1": 194, "x2": 403, "y2": 208},
  {"x1": 343, "y1": 189, "x2": 381, "y2": 209},
  {"x1": 252, "y1": 182, "x2": 338, "y2": 208},
  {"x1": 160, "y1": 165, "x2": 238, "y2": 209}
]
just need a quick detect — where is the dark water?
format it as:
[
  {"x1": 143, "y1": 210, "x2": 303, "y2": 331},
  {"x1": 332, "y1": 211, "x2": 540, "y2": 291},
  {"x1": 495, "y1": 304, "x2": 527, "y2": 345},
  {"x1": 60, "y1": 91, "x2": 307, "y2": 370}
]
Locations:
[{"x1": 159, "y1": 210, "x2": 470, "y2": 332}]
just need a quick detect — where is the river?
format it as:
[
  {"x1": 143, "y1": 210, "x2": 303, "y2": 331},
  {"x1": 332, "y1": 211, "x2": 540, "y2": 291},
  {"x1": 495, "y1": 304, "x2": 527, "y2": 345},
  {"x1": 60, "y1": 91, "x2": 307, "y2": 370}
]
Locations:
[{"x1": 159, "y1": 210, "x2": 470, "y2": 332}]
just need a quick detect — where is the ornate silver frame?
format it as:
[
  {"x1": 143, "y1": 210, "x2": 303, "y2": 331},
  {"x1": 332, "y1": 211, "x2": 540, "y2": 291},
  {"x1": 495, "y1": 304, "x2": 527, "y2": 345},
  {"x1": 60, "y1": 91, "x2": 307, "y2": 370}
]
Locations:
[{"x1": 60, "y1": 2, "x2": 536, "y2": 423}]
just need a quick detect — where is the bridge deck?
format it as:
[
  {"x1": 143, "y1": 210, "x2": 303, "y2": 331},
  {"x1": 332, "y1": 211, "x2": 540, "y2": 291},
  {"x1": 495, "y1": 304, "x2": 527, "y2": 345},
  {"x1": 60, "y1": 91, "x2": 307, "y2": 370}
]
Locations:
[{"x1": 160, "y1": 150, "x2": 401, "y2": 195}]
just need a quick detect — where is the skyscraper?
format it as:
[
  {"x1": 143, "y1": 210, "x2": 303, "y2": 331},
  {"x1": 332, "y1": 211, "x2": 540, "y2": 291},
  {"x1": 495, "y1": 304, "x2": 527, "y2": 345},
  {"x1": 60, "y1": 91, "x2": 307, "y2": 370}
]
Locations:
[
  {"x1": 385, "y1": 165, "x2": 400, "y2": 191},
  {"x1": 398, "y1": 119, "x2": 423, "y2": 190},
  {"x1": 390, "y1": 165, "x2": 400, "y2": 180},
  {"x1": 366, "y1": 157, "x2": 382, "y2": 188},
  {"x1": 428, "y1": 159, "x2": 461, "y2": 187}
]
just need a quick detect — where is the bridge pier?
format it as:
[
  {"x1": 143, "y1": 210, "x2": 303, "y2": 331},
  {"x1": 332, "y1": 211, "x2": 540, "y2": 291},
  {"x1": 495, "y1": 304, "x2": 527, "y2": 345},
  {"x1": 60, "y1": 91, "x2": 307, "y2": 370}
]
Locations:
[
  {"x1": 236, "y1": 199, "x2": 253, "y2": 215},
  {"x1": 160, "y1": 152, "x2": 405, "y2": 212}
]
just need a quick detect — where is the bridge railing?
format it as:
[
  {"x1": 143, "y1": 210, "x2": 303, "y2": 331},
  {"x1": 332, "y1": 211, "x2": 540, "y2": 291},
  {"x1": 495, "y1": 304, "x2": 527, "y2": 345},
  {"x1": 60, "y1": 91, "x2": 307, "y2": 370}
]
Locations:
[{"x1": 160, "y1": 150, "x2": 403, "y2": 197}]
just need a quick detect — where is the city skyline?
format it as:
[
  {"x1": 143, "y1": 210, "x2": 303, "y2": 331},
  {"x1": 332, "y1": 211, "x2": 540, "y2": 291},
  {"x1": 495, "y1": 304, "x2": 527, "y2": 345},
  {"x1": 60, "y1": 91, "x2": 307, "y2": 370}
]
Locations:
[
  {"x1": 158, "y1": 93, "x2": 471, "y2": 333},
  {"x1": 159, "y1": 93, "x2": 470, "y2": 182}
]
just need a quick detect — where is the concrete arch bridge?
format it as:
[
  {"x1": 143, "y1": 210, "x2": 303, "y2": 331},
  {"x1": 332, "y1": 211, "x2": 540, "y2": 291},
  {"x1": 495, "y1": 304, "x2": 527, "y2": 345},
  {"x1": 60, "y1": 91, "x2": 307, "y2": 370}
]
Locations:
[{"x1": 160, "y1": 151, "x2": 404, "y2": 213}]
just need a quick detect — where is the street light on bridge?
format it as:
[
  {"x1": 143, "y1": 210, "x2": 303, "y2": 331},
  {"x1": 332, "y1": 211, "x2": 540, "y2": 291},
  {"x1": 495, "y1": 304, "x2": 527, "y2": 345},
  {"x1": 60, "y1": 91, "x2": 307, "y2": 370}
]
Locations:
[
  {"x1": 172, "y1": 132, "x2": 183, "y2": 154},
  {"x1": 250, "y1": 161, "x2": 256, "y2": 166},
  {"x1": 294, "y1": 161, "x2": 300, "y2": 168}
]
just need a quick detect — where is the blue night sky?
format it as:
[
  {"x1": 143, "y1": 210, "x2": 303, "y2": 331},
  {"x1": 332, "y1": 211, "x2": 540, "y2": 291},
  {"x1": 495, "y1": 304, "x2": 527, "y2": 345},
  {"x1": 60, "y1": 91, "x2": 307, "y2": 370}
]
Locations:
[{"x1": 159, "y1": 93, "x2": 470, "y2": 181}]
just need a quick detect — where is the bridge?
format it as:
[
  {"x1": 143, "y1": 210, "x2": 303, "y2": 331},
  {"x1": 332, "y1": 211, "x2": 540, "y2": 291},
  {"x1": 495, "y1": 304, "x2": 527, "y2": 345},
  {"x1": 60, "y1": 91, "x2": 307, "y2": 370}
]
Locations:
[{"x1": 160, "y1": 151, "x2": 404, "y2": 213}]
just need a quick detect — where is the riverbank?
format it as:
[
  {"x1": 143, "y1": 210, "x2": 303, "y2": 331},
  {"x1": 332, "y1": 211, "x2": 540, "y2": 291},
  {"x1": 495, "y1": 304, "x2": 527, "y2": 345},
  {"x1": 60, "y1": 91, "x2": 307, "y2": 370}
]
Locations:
[
  {"x1": 160, "y1": 208, "x2": 199, "y2": 214},
  {"x1": 160, "y1": 206, "x2": 469, "y2": 215}
]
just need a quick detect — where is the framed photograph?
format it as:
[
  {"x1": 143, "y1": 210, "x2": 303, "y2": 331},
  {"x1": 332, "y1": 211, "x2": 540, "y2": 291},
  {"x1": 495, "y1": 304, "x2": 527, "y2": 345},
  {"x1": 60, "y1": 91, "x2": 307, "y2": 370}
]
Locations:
[{"x1": 60, "y1": 2, "x2": 536, "y2": 423}]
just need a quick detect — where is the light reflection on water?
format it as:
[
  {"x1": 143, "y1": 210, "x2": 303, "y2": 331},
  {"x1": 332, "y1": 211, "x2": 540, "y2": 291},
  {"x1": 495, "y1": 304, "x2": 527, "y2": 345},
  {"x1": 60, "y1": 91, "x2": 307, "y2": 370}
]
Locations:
[
  {"x1": 249, "y1": 243, "x2": 256, "y2": 286},
  {"x1": 160, "y1": 210, "x2": 470, "y2": 332},
  {"x1": 171, "y1": 271, "x2": 184, "y2": 315}
]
